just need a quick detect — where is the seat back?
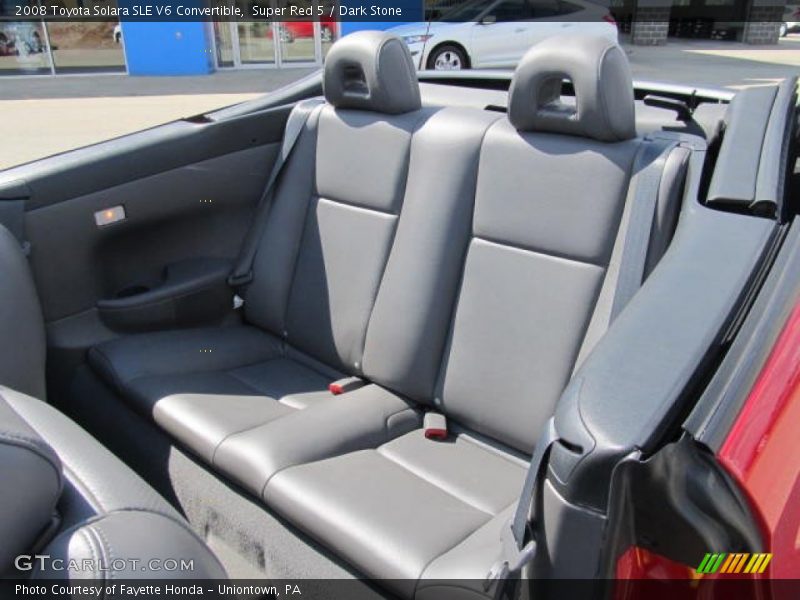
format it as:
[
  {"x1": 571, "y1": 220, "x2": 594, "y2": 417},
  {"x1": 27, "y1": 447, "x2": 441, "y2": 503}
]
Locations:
[
  {"x1": 432, "y1": 36, "x2": 681, "y2": 454},
  {"x1": 242, "y1": 31, "x2": 431, "y2": 375}
]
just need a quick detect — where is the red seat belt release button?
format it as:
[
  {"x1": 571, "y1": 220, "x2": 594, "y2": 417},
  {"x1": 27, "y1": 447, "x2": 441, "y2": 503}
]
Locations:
[
  {"x1": 328, "y1": 376, "x2": 365, "y2": 396},
  {"x1": 424, "y1": 412, "x2": 448, "y2": 440}
]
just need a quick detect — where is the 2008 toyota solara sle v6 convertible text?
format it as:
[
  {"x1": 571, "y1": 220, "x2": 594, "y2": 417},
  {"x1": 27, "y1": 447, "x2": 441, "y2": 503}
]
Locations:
[{"x1": 0, "y1": 30, "x2": 798, "y2": 600}]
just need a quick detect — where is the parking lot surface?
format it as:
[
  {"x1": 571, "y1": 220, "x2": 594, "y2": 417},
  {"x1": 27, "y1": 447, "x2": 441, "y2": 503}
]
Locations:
[{"x1": 1, "y1": 36, "x2": 798, "y2": 170}]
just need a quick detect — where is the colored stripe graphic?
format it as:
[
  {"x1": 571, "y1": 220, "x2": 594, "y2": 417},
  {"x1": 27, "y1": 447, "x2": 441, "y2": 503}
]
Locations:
[
  {"x1": 720, "y1": 553, "x2": 736, "y2": 573},
  {"x1": 756, "y1": 554, "x2": 772, "y2": 574},
  {"x1": 697, "y1": 553, "x2": 772, "y2": 575},
  {"x1": 697, "y1": 553, "x2": 726, "y2": 574}
]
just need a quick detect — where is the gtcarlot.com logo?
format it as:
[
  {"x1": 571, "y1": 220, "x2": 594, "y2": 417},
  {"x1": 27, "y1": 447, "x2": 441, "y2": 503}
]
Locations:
[{"x1": 14, "y1": 555, "x2": 195, "y2": 572}]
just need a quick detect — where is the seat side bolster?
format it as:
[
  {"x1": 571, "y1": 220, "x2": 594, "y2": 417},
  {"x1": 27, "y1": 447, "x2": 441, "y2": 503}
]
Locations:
[
  {"x1": 3, "y1": 387, "x2": 179, "y2": 524},
  {"x1": 0, "y1": 387, "x2": 63, "y2": 574},
  {"x1": 34, "y1": 510, "x2": 226, "y2": 580},
  {"x1": 417, "y1": 504, "x2": 515, "y2": 598}
]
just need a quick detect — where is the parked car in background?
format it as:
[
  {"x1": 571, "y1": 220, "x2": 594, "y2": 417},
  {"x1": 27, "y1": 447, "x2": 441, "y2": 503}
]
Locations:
[
  {"x1": 391, "y1": 0, "x2": 617, "y2": 69},
  {"x1": 275, "y1": 19, "x2": 336, "y2": 43},
  {"x1": 780, "y1": 3, "x2": 800, "y2": 36},
  {"x1": 0, "y1": 29, "x2": 798, "y2": 597}
]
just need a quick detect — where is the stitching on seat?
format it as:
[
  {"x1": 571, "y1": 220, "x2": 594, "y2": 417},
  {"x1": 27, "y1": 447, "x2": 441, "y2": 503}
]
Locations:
[
  {"x1": 225, "y1": 368, "x2": 280, "y2": 397},
  {"x1": 473, "y1": 234, "x2": 606, "y2": 269},
  {"x1": 61, "y1": 462, "x2": 106, "y2": 516},
  {"x1": 77, "y1": 527, "x2": 102, "y2": 582},
  {"x1": 376, "y1": 446, "x2": 496, "y2": 517},
  {"x1": 209, "y1": 411, "x2": 290, "y2": 465},
  {"x1": 116, "y1": 331, "x2": 287, "y2": 390},
  {"x1": 89, "y1": 347, "x2": 125, "y2": 393},
  {"x1": 90, "y1": 522, "x2": 116, "y2": 581},
  {"x1": 456, "y1": 432, "x2": 531, "y2": 469},
  {"x1": 84, "y1": 525, "x2": 109, "y2": 583},
  {"x1": 318, "y1": 194, "x2": 401, "y2": 217},
  {"x1": 124, "y1": 354, "x2": 285, "y2": 395},
  {"x1": 413, "y1": 515, "x2": 495, "y2": 594}
]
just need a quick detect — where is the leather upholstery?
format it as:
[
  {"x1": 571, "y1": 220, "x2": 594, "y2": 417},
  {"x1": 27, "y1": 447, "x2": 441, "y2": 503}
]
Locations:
[
  {"x1": 508, "y1": 34, "x2": 636, "y2": 142},
  {"x1": 0, "y1": 390, "x2": 62, "y2": 575},
  {"x1": 88, "y1": 325, "x2": 285, "y2": 396},
  {"x1": 436, "y1": 120, "x2": 639, "y2": 453},
  {"x1": 0, "y1": 387, "x2": 226, "y2": 579},
  {"x1": 323, "y1": 30, "x2": 421, "y2": 115},
  {"x1": 214, "y1": 384, "x2": 420, "y2": 496},
  {"x1": 76, "y1": 33, "x2": 697, "y2": 596},
  {"x1": 266, "y1": 430, "x2": 526, "y2": 597},
  {"x1": 36, "y1": 511, "x2": 226, "y2": 580},
  {"x1": 89, "y1": 34, "x2": 436, "y2": 470},
  {"x1": 0, "y1": 224, "x2": 47, "y2": 400}
]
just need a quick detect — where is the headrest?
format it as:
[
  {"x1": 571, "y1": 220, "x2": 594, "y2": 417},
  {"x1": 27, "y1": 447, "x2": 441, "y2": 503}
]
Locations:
[
  {"x1": 508, "y1": 35, "x2": 636, "y2": 142},
  {"x1": 323, "y1": 31, "x2": 421, "y2": 115}
]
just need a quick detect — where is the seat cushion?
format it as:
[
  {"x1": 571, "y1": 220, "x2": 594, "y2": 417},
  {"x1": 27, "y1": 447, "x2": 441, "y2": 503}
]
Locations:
[
  {"x1": 89, "y1": 326, "x2": 343, "y2": 463},
  {"x1": 265, "y1": 429, "x2": 527, "y2": 598},
  {"x1": 89, "y1": 325, "x2": 283, "y2": 395},
  {"x1": 214, "y1": 384, "x2": 421, "y2": 495}
]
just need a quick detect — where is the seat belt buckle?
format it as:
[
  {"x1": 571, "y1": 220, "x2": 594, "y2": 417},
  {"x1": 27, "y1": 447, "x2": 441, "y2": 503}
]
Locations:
[
  {"x1": 484, "y1": 520, "x2": 536, "y2": 590},
  {"x1": 328, "y1": 376, "x2": 365, "y2": 396},
  {"x1": 227, "y1": 271, "x2": 254, "y2": 288},
  {"x1": 423, "y1": 412, "x2": 448, "y2": 440}
]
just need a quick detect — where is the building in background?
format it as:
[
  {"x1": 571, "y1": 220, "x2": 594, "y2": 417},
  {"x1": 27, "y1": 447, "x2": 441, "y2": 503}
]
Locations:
[{"x1": 0, "y1": 0, "x2": 791, "y2": 76}]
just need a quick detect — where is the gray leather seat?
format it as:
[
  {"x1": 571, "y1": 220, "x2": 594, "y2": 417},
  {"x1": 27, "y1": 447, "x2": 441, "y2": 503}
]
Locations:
[
  {"x1": 201, "y1": 35, "x2": 692, "y2": 595},
  {"x1": 0, "y1": 225, "x2": 225, "y2": 580},
  {"x1": 88, "y1": 31, "x2": 439, "y2": 462},
  {"x1": 79, "y1": 33, "x2": 693, "y2": 595}
]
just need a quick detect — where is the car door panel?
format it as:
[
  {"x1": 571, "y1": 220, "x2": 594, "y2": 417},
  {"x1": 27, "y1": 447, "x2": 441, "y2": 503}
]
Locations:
[
  {"x1": 0, "y1": 105, "x2": 290, "y2": 211},
  {"x1": 0, "y1": 104, "x2": 292, "y2": 325},
  {"x1": 25, "y1": 144, "x2": 274, "y2": 323}
]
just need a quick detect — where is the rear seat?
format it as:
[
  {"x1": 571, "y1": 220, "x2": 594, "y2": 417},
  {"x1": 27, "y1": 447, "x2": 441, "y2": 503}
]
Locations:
[
  {"x1": 88, "y1": 31, "x2": 443, "y2": 462},
  {"x1": 83, "y1": 33, "x2": 697, "y2": 594}
]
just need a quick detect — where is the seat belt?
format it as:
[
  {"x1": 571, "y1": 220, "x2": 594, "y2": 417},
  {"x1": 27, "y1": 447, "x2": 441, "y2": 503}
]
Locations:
[
  {"x1": 485, "y1": 418, "x2": 559, "y2": 595},
  {"x1": 228, "y1": 98, "x2": 324, "y2": 288},
  {"x1": 572, "y1": 137, "x2": 679, "y2": 372},
  {"x1": 0, "y1": 199, "x2": 31, "y2": 256},
  {"x1": 609, "y1": 137, "x2": 678, "y2": 320}
]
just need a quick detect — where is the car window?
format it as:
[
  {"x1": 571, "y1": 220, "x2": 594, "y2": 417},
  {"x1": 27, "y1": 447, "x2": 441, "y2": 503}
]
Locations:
[
  {"x1": 557, "y1": 1, "x2": 583, "y2": 16},
  {"x1": 489, "y1": 0, "x2": 532, "y2": 22},
  {"x1": 529, "y1": 0, "x2": 562, "y2": 18},
  {"x1": 438, "y1": 0, "x2": 491, "y2": 21}
]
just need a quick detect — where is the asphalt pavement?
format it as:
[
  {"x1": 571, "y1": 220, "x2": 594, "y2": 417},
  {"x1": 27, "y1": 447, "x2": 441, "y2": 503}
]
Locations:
[{"x1": 1, "y1": 35, "x2": 798, "y2": 170}]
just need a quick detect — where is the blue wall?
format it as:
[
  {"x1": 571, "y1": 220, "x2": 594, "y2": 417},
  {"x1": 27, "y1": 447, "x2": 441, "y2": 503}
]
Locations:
[{"x1": 121, "y1": 21, "x2": 213, "y2": 76}]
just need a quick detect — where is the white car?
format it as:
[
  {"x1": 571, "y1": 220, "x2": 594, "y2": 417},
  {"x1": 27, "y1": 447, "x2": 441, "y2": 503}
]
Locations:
[
  {"x1": 780, "y1": 3, "x2": 800, "y2": 36},
  {"x1": 391, "y1": 0, "x2": 618, "y2": 70}
]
